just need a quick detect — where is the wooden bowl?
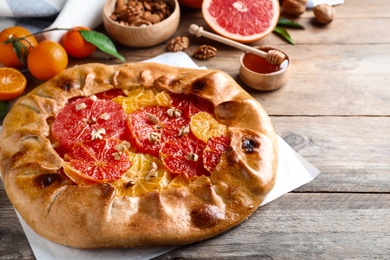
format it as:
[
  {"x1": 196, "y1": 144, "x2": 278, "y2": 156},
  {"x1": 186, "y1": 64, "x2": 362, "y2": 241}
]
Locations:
[
  {"x1": 239, "y1": 46, "x2": 290, "y2": 91},
  {"x1": 102, "y1": 0, "x2": 180, "y2": 47}
]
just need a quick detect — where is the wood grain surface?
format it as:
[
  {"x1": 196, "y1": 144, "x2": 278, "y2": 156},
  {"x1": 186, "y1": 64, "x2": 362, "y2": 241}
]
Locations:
[{"x1": 1, "y1": 0, "x2": 389, "y2": 259}]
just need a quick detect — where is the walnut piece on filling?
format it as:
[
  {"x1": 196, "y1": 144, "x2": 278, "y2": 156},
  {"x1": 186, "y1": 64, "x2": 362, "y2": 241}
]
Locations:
[
  {"x1": 148, "y1": 132, "x2": 161, "y2": 143},
  {"x1": 166, "y1": 107, "x2": 182, "y2": 118},
  {"x1": 91, "y1": 128, "x2": 106, "y2": 140}
]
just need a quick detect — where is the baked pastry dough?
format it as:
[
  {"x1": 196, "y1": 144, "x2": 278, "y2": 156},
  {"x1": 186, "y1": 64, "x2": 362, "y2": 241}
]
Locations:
[{"x1": 0, "y1": 63, "x2": 277, "y2": 248}]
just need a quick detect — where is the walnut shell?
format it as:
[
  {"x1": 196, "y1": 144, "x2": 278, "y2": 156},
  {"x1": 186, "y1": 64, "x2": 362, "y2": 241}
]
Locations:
[
  {"x1": 313, "y1": 4, "x2": 335, "y2": 25},
  {"x1": 282, "y1": 0, "x2": 308, "y2": 16}
]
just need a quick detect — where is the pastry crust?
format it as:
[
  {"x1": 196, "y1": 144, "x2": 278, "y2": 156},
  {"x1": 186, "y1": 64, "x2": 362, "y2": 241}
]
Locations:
[{"x1": 0, "y1": 63, "x2": 278, "y2": 248}]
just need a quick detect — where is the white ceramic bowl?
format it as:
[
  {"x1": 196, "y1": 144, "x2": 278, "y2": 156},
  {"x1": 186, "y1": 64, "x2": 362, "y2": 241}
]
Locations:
[{"x1": 102, "y1": 0, "x2": 180, "y2": 47}]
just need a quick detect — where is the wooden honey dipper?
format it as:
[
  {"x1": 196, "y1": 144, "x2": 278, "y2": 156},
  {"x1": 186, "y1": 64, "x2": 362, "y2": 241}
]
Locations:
[{"x1": 189, "y1": 24, "x2": 287, "y2": 66}]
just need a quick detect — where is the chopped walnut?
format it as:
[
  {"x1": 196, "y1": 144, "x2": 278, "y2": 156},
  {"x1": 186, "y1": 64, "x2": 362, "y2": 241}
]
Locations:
[
  {"x1": 145, "y1": 161, "x2": 159, "y2": 181},
  {"x1": 147, "y1": 113, "x2": 160, "y2": 124},
  {"x1": 89, "y1": 95, "x2": 98, "y2": 101},
  {"x1": 166, "y1": 107, "x2": 182, "y2": 118},
  {"x1": 193, "y1": 45, "x2": 217, "y2": 60},
  {"x1": 167, "y1": 36, "x2": 190, "y2": 52},
  {"x1": 148, "y1": 132, "x2": 161, "y2": 143},
  {"x1": 100, "y1": 112, "x2": 111, "y2": 120},
  {"x1": 186, "y1": 152, "x2": 199, "y2": 162},
  {"x1": 91, "y1": 128, "x2": 106, "y2": 140},
  {"x1": 124, "y1": 179, "x2": 136, "y2": 189},
  {"x1": 178, "y1": 125, "x2": 190, "y2": 136},
  {"x1": 112, "y1": 152, "x2": 122, "y2": 160},
  {"x1": 75, "y1": 102, "x2": 87, "y2": 111}
]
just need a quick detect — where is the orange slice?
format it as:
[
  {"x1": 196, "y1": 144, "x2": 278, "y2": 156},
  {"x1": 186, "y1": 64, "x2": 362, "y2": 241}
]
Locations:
[
  {"x1": 113, "y1": 87, "x2": 171, "y2": 114},
  {"x1": 190, "y1": 111, "x2": 228, "y2": 143},
  {"x1": 112, "y1": 152, "x2": 173, "y2": 196},
  {"x1": 0, "y1": 67, "x2": 27, "y2": 100}
]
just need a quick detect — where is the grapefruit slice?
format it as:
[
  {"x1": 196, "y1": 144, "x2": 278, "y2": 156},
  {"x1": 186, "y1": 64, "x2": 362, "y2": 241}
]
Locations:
[
  {"x1": 51, "y1": 96, "x2": 129, "y2": 151},
  {"x1": 127, "y1": 106, "x2": 190, "y2": 157},
  {"x1": 202, "y1": 0, "x2": 280, "y2": 43},
  {"x1": 160, "y1": 134, "x2": 208, "y2": 178},
  {"x1": 171, "y1": 93, "x2": 214, "y2": 118},
  {"x1": 63, "y1": 138, "x2": 131, "y2": 184},
  {"x1": 203, "y1": 135, "x2": 230, "y2": 172}
]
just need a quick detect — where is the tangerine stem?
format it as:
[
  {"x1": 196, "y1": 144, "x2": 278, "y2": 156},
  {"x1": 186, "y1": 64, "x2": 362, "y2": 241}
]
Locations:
[{"x1": 1, "y1": 28, "x2": 71, "y2": 45}]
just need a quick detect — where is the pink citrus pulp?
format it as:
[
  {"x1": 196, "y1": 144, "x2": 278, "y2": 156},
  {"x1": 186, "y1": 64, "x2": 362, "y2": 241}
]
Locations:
[{"x1": 202, "y1": 0, "x2": 280, "y2": 43}]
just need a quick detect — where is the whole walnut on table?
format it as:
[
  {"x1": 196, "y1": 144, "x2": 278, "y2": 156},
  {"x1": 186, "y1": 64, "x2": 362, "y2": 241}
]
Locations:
[{"x1": 282, "y1": 0, "x2": 308, "y2": 16}]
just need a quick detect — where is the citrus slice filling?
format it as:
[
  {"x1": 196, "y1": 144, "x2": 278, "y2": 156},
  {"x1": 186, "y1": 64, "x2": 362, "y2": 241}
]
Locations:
[
  {"x1": 160, "y1": 133, "x2": 208, "y2": 178},
  {"x1": 203, "y1": 135, "x2": 231, "y2": 172},
  {"x1": 128, "y1": 105, "x2": 190, "y2": 157},
  {"x1": 63, "y1": 139, "x2": 132, "y2": 183},
  {"x1": 51, "y1": 96, "x2": 130, "y2": 150},
  {"x1": 190, "y1": 111, "x2": 228, "y2": 143},
  {"x1": 52, "y1": 86, "x2": 231, "y2": 194}
]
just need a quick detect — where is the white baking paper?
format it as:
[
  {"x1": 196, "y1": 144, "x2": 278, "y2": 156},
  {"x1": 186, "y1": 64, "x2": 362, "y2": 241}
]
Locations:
[{"x1": 3, "y1": 51, "x2": 320, "y2": 259}]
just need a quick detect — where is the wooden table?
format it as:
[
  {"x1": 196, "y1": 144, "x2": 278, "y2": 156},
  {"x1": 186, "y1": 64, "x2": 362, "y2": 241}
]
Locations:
[{"x1": 1, "y1": 0, "x2": 389, "y2": 258}]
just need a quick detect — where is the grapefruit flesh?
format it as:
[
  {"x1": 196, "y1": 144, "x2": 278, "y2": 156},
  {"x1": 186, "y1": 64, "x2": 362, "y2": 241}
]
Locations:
[
  {"x1": 64, "y1": 139, "x2": 131, "y2": 183},
  {"x1": 171, "y1": 93, "x2": 214, "y2": 118},
  {"x1": 203, "y1": 135, "x2": 230, "y2": 172},
  {"x1": 160, "y1": 134, "x2": 208, "y2": 178},
  {"x1": 202, "y1": 0, "x2": 280, "y2": 43},
  {"x1": 127, "y1": 106, "x2": 190, "y2": 157},
  {"x1": 51, "y1": 97, "x2": 129, "y2": 151}
]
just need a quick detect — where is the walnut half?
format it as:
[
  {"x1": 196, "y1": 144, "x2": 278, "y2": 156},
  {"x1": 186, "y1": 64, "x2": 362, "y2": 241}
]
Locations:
[
  {"x1": 167, "y1": 36, "x2": 190, "y2": 52},
  {"x1": 193, "y1": 45, "x2": 217, "y2": 60}
]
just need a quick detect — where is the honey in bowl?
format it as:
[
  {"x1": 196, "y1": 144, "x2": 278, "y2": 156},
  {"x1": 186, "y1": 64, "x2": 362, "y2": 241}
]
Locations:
[
  {"x1": 239, "y1": 46, "x2": 290, "y2": 91},
  {"x1": 242, "y1": 52, "x2": 287, "y2": 74}
]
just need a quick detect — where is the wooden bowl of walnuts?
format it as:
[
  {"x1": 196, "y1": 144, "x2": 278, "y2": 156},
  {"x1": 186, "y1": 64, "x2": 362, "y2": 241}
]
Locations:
[{"x1": 103, "y1": 0, "x2": 180, "y2": 47}]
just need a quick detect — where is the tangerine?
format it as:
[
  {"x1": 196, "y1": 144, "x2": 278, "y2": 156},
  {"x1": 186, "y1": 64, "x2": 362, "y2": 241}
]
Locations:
[
  {"x1": 0, "y1": 67, "x2": 27, "y2": 101},
  {"x1": 202, "y1": 0, "x2": 280, "y2": 43},
  {"x1": 27, "y1": 40, "x2": 68, "y2": 81},
  {"x1": 0, "y1": 26, "x2": 38, "y2": 69},
  {"x1": 61, "y1": 27, "x2": 96, "y2": 58}
]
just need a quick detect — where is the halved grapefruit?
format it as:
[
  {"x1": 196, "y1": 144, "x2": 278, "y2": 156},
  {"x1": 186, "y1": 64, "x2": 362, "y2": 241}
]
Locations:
[{"x1": 202, "y1": 0, "x2": 280, "y2": 43}]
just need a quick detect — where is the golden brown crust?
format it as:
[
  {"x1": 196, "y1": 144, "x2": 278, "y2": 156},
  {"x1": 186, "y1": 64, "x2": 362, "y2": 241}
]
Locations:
[{"x1": 0, "y1": 62, "x2": 278, "y2": 248}]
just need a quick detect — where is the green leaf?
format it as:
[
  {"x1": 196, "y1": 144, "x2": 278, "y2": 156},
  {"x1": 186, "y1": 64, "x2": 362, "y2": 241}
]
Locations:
[
  {"x1": 2, "y1": 36, "x2": 28, "y2": 66},
  {"x1": 79, "y1": 30, "x2": 125, "y2": 62},
  {"x1": 273, "y1": 26, "x2": 295, "y2": 45},
  {"x1": 277, "y1": 17, "x2": 305, "y2": 29},
  {"x1": 11, "y1": 40, "x2": 28, "y2": 67},
  {"x1": 0, "y1": 101, "x2": 8, "y2": 120}
]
